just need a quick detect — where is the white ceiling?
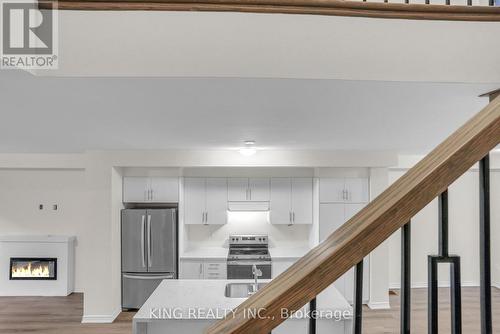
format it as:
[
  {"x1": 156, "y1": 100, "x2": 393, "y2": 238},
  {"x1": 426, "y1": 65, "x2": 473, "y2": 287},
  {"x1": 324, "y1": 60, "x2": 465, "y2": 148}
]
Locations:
[{"x1": 0, "y1": 70, "x2": 497, "y2": 153}]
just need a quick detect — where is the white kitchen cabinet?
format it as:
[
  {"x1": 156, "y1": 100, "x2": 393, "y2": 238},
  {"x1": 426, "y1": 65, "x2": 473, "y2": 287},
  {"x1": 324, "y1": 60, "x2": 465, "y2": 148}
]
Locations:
[
  {"x1": 272, "y1": 259, "x2": 296, "y2": 278},
  {"x1": 227, "y1": 177, "x2": 270, "y2": 201},
  {"x1": 184, "y1": 178, "x2": 206, "y2": 225},
  {"x1": 123, "y1": 177, "x2": 150, "y2": 202},
  {"x1": 270, "y1": 178, "x2": 292, "y2": 225},
  {"x1": 248, "y1": 178, "x2": 270, "y2": 201},
  {"x1": 270, "y1": 178, "x2": 313, "y2": 225},
  {"x1": 150, "y1": 177, "x2": 179, "y2": 203},
  {"x1": 184, "y1": 178, "x2": 227, "y2": 225},
  {"x1": 203, "y1": 261, "x2": 227, "y2": 279},
  {"x1": 319, "y1": 177, "x2": 369, "y2": 203},
  {"x1": 319, "y1": 202, "x2": 369, "y2": 303},
  {"x1": 319, "y1": 178, "x2": 345, "y2": 203},
  {"x1": 344, "y1": 178, "x2": 369, "y2": 203},
  {"x1": 180, "y1": 260, "x2": 204, "y2": 279},
  {"x1": 228, "y1": 178, "x2": 248, "y2": 201},
  {"x1": 123, "y1": 177, "x2": 179, "y2": 203},
  {"x1": 205, "y1": 178, "x2": 228, "y2": 225},
  {"x1": 180, "y1": 260, "x2": 226, "y2": 279},
  {"x1": 291, "y1": 178, "x2": 313, "y2": 225}
]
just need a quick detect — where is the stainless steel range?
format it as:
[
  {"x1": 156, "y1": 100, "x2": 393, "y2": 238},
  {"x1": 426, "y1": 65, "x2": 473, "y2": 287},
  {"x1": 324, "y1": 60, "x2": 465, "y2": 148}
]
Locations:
[{"x1": 227, "y1": 235, "x2": 272, "y2": 279}]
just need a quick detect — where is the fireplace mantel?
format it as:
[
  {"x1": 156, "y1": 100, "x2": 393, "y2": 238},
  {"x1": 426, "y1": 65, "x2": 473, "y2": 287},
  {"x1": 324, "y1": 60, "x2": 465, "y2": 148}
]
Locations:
[
  {"x1": 0, "y1": 235, "x2": 76, "y2": 243},
  {"x1": 0, "y1": 235, "x2": 76, "y2": 296}
]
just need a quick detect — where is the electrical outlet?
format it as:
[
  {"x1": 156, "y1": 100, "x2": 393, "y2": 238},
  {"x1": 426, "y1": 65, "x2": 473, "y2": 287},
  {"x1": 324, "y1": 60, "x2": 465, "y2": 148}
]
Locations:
[
  {"x1": 53, "y1": 204, "x2": 58, "y2": 210},
  {"x1": 39, "y1": 204, "x2": 43, "y2": 210}
]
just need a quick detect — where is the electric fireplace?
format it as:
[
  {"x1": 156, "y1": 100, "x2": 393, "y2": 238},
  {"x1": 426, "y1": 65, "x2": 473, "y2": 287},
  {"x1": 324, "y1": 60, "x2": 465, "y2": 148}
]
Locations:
[{"x1": 9, "y1": 258, "x2": 57, "y2": 280}]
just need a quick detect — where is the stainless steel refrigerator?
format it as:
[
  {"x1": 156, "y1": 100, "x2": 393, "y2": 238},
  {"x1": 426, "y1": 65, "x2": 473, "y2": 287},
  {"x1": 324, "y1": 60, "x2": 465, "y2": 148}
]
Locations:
[{"x1": 121, "y1": 208, "x2": 177, "y2": 309}]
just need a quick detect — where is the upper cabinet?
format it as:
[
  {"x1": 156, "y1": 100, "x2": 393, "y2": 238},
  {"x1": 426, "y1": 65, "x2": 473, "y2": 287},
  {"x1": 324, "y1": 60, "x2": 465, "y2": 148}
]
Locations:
[
  {"x1": 123, "y1": 177, "x2": 179, "y2": 203},
  {"x1": 227, "y1": 177, "x2": 270, "y2": 202},
  {"x1": 319, "y1": 177, "x2": 369, "y2": 203},
  {"x1": 270, "y1": 177, "x2": 313, "y2": 225},
  {"x1": 184, "y1": 178, "x2": 227, "y2": 225}
]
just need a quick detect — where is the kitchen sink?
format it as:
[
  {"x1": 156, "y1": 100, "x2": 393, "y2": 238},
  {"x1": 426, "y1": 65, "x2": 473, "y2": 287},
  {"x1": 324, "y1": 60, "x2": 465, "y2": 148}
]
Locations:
[{"x1": 224, "y1": 283, "x2": 268, "y2": 298}]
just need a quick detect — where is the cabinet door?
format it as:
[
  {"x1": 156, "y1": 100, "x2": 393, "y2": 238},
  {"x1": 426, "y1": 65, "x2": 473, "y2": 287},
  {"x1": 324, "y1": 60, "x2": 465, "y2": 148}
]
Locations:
[
  {"x1": 184, "y1": 178, "x2": 206, "y2": 225},
  {"x1": 270, "y1": 178, "x2": 291, "y2": 225},
  {"x1": 123, "y1": 177, "x2": 150, "y2": 203},
  {"x1": 205, "y1": 178, "x2": 228, "y2": 225},
  {"x1": 345, "y1": 203, "x2": 365, "y2": 221},
  {"x1": 319, "y1": 203, "x2": 345, "y2": 241},
  {"x1": 291, "y1": 178, "x2": 313, "y2": 225},
  {"x1": 345, "y1": 178, "x2": 369, "y2": 203},
  {"x1": 180, "y1": 261, "x2": 203, "y2": 279},
  {"x1": 150, "y1": 177, "x2": 179, "y2": 203},
  {"x1": 249, "y1": 178, "x2": 270, "y2": 201},
  {"x1": 319, "y1": 178, "x2": 345, "y2": 203},
  {"x1": 227, "y1": 178, "x2": 248, "y2": 201}
]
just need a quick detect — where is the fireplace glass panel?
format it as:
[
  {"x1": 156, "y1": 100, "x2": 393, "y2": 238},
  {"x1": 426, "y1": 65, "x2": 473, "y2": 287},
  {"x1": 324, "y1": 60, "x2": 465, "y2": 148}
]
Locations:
[{"x1": 10, "y1": 258, "x2": 57, "y2": 280}]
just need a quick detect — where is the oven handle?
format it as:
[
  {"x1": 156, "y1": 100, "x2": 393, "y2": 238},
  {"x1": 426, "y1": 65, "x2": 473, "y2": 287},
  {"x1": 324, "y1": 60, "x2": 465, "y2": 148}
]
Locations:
[{"x1": 227, "y1": 261, "x2": 272, "y2": 266}]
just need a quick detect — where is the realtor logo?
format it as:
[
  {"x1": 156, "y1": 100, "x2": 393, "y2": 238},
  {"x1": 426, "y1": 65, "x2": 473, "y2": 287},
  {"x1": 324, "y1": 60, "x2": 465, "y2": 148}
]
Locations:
[{"x1": 1, "y1": 0, "x2": 58, "y2": 69}]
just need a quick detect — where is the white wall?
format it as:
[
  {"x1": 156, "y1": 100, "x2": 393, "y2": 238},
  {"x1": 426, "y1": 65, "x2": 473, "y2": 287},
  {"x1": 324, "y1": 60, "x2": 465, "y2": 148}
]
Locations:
[
  {"x1": 387, "y1": 167, "x2": 500, "y2": 288},
  {"x1": 0, "y1": 169, "x2": 86, "y2": 291}
]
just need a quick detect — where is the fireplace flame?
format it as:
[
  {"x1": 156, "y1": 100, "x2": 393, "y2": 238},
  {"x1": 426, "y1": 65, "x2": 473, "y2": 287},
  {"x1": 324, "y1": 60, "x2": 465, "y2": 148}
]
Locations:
[{"x1": 11, "y1": 262, "x2": 50, "y2": 278}]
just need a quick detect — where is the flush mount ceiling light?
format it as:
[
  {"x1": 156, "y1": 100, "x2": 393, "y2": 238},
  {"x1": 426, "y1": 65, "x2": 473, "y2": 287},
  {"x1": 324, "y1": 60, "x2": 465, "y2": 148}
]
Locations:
[{"x1": 239, "y1": 140, "x2": 257, "y2": 156}]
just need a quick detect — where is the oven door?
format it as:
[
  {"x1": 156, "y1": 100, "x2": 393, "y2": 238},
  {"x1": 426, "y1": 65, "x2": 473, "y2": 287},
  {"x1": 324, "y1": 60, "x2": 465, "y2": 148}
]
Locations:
[{"x1": 227, "y1": 261, "x2": 272, "y2": 279}]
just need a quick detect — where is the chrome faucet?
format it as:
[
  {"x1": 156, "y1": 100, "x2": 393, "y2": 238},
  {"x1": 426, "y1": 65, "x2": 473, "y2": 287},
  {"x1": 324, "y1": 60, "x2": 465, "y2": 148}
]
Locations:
[{"x1": 251, "y1": 264, "x2": 262, "y2": 294}]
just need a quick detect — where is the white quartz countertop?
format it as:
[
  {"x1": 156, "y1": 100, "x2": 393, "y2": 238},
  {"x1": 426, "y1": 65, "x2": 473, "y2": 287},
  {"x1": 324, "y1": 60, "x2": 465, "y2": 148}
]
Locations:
[
  {"x1": 180, "y1": 246, "x2": 311, "y2": 260},
  {"x1": 134, "y1": 279, "x2": 351, "y2": 321}
]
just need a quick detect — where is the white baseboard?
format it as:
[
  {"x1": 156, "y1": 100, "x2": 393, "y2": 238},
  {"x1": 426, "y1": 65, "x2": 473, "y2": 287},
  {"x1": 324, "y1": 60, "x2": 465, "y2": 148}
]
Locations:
[
  {"x1": 367, "y1": 301, "x2": 391, "y2": 310},
  {"x1": 493, "y1": 281, "x2": 500, "y2": 289},
  {"x1": 81, "y1": 308, "x2": 121, "y2": 324},
  {"x1": 389, "y1": 281, "x2": 476, "y2": 290}
]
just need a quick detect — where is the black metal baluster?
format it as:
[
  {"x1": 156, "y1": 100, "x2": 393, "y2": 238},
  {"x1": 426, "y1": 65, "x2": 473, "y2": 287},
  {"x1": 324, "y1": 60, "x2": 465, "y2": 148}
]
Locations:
[
  {"x1": 450, "y1": 257, "x2": 462, "y2": 334},
  {"x1": 428, "y1": 256, "x2": 439, "y2": 334},
  {"x1": 439, "y1": 190, "x2": 449, "y2": 257},
  {"x1": 428, "y1": 189, "x2": 462, "y2": 334},
  {"x1": 401, "y1": 222, "x2": 411, "y2": 334},
  {"x1": 353, "y1": 261, "x2": 363, "y2": 334},
  {"x1": 479, "y1": 154, "x2": 492, "y2": 334},
  {"x1": 309, "y1": 298, "x2": 316, "y2": 334}
]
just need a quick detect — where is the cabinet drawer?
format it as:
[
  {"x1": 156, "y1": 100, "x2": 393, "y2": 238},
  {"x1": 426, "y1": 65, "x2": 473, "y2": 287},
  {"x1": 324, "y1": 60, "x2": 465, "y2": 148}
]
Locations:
[{"x1": 203, "y1": 262, "x2": 227, "y2": 279}]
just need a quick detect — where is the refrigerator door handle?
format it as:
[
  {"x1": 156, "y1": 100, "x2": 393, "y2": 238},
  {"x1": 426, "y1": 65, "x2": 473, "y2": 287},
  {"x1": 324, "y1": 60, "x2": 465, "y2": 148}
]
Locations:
[
  {"x1": 123, "y1": 274, "x2": 174, "y2": 280},
  {"x1": 141, "y1": 215, "x2": 146, "y2": 268},
  {"x1": 147, "y1": 215, "x2": 152, "y2": 268}
]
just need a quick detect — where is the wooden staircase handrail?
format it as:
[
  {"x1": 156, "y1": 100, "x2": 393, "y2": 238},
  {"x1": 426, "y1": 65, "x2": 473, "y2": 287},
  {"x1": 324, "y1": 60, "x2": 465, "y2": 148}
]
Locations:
[
  {"x1": 206, "y1": 96, "x2": 500, "y2": 334},
  {"x1": 38, "y1": 0, "x2": 500, "y2": 22}
]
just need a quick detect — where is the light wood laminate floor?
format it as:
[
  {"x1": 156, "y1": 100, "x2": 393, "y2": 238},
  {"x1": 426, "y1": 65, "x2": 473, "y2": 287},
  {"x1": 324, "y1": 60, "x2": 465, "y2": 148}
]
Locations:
[{"x1": 0, "y1": 288, "x2": 498, "y2": 333}]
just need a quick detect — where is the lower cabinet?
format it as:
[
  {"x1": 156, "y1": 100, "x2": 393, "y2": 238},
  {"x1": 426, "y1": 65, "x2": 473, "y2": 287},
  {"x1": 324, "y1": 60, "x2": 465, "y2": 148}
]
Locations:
[
  {"x1": 180, "y1": 260, "x2": 227, "y2": 279},
  {"x1": 203, "y1": 262, "x2": 227, "y2": 280}
]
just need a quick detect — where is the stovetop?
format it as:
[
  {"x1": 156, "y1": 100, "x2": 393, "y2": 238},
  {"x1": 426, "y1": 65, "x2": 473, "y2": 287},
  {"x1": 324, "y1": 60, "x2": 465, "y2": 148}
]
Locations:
[{"x1": 227, "y1": 235, "x2": 271, "y2": 261}]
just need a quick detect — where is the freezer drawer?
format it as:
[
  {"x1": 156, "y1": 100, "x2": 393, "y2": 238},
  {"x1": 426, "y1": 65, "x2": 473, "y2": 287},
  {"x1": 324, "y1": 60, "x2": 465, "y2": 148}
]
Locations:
[{"x1": 122, "y1": 273, "x2": 174, "y2": 309}]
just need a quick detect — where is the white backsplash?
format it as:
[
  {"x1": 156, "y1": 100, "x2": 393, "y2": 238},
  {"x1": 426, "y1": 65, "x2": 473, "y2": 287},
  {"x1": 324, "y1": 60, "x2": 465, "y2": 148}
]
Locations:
[{"x1": 185, "y1": 211, "x2": 311, "y2": 249}]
